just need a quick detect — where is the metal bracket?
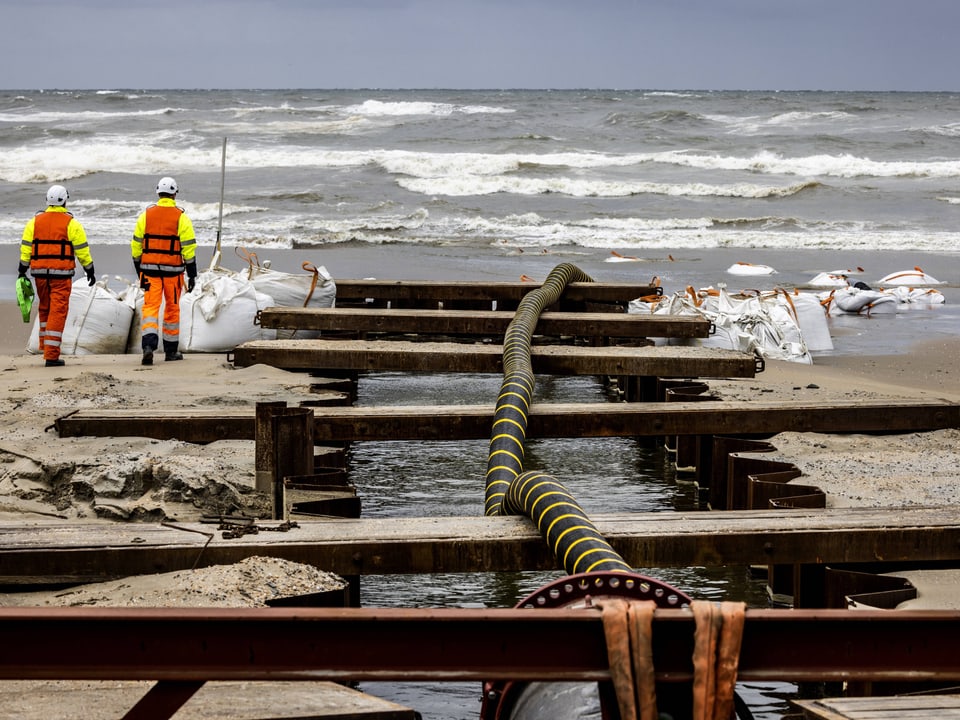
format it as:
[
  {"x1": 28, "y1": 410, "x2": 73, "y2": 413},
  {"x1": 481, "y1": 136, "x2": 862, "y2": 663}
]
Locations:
[{"x1": 754, "y1": 353, "x2": 766, "y2": 374}]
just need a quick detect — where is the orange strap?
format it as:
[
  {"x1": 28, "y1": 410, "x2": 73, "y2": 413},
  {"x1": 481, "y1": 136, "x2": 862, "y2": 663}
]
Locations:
[
  {"x1": 776, "y1": 287, "x2": 800, "y2": 325},
  {"x1": 691, "y1": 600, "x2": 746, "y2": 720},
  {"x1": 599, "y1": 599, "x2": 745, "y2": 720},
  {"x1": 820, "y1": 289, "x2": 836, "y2": 314},
  {"x1": 235, "y1": 246, "x2": 260, "y2": 272},
  {"x1": 882, "y1": 266, "x2": 925, "y2": 283},
  {"x1": 598, "y1": 599, "x2": 658, "y2": 720},
  {"x1": 300, "y1": 261, "x2": 320, "y2": 307}
]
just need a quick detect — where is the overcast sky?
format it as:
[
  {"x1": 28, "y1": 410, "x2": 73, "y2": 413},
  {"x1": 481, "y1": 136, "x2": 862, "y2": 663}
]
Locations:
[{"x1": 3, "y1": 0, "x2": 958, "y2": 91}]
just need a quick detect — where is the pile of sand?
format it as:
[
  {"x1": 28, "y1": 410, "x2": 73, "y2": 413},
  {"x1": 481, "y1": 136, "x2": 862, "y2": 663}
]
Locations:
[
  {"x1": 0, "y1": 555, "x2": 346, "y2": 608},
  {"x1": 0, "y1": 355, "x2": 319, "y2": 522}
]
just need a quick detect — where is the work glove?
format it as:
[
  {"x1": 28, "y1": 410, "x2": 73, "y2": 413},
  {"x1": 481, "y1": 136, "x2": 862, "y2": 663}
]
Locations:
[
  {"x1": 17, "y1": 267, "x2": 27, "y2": 279},
  {"x1": 140, "y1": 275, "x2": 151, "y2": 291},
  {"x1": 85, "y1": 265, "x2": 97, "y2": 286},
  {"x1": 185, "y1": 260, "x2": 198, "y2": 293}
]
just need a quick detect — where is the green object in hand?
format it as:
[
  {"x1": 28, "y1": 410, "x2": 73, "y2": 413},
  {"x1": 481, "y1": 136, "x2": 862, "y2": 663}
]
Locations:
[{"x1": 16, "y1": 276, "x2": 34, "y2": 323}]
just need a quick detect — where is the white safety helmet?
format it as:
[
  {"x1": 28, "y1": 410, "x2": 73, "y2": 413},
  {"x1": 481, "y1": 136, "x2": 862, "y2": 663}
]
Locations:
[
  {"x1": 46, "y1": 184, "x2": 69, "y2": 207},
  {"x1": 156, "y1": 176, "x2": 179, "y2": 196}
]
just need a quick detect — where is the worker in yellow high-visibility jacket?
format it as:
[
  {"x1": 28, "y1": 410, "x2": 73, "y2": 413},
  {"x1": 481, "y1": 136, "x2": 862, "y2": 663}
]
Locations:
[
  {"x1": 132, "y1": 176, "x2": 198, "y2": 366},
  {"x1": 18, "y1": 184, "x2": 96, "y2": 367}
]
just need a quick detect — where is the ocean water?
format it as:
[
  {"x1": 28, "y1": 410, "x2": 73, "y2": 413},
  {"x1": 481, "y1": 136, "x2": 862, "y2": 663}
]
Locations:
[
  {"x1": 3, "y1": 89, "x2": 958, "y2": 718},
  {"x1": 2, "y1": 88, "x2": 960, "y2": 255}
]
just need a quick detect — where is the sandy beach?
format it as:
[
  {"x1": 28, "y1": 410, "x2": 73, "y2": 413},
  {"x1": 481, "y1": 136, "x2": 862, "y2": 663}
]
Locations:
[{"x1": 0, "y1": 282, "x2": 956, "y2": 523}]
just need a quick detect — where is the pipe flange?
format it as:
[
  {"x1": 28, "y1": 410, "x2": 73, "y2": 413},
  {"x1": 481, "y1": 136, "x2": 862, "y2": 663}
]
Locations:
[{"x1": 515, "y1": 570, "x2": 691, "y2": 610}]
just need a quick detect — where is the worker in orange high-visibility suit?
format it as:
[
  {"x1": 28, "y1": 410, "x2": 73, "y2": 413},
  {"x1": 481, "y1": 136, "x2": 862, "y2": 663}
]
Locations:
[
  {"x1": 132, "y1": 176, "x2": 198, "y2": 366},
  {"x1": 18, "y1": 185, "x2": 96, "y2": 367}
]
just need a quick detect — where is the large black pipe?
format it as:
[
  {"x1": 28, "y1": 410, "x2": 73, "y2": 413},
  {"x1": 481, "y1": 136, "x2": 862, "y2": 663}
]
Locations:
[{"x1": 484, "y1": 263, "x2": 632, "y2": 574}]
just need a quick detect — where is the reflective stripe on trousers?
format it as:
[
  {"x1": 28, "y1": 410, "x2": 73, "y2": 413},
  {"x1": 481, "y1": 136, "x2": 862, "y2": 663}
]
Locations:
[
  {"x1": 35, "y1": 278, "x2": 72, "y2": 361},
  {"x1": 140, "y1": 275, "x2": 182, "y2": 350}
]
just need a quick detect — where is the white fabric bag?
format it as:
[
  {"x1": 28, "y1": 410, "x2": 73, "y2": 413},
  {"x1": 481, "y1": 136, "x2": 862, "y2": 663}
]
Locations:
[
  {"x1": 630, "y1": 286, "x2": 815, "y2": 363},
  {"x1": 28, "y1": 277, "x2": 136, "y2": 355},
  {"x1": 178, "y1": 267, "x2": 277, "y2": 353},
  {"x1": 240, "y1": 251, "x2": 337, "y2": 339}
]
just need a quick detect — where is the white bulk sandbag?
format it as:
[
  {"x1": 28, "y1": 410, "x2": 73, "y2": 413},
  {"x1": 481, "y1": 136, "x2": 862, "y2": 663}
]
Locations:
[
  {"x1": 247, "y1": 261, "x2": 336, "y2": 308},
  {"x1": 632, "y1": 286, "x2": 815, "y2": 363},
  {"x1": 825, "y1": 286, "x2": 898, "y2": 315},
  {"x1": 726, "y1": 262, "x2": 776, "y2": 276},
  {"x1": 27, "y1": 277, "x2": 136, "y2": 355},
  {"x1": 122, "y1": 281, "x2": 146, "y2": 354},
  {"x1": 884, "y1": 286, "x2": 946, "y2": 305},
  {"x1": 243, "y1": 256, "x2": 337, "y2": 339},
  {"x1": 773, "y1": 290, "x2": 833, "y2": 352},
  {"x1": 877, "y1": 267, "x2": 943, "y2": 286},
  {"x1": 178, "y1": 267, "x2": 277, "y2": 353}
]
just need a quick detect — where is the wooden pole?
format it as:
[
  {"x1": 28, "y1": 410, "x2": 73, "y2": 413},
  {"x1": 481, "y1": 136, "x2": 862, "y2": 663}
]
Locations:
[{"x1": 207, "y1": 136, "x2": 227, "y2": 270}]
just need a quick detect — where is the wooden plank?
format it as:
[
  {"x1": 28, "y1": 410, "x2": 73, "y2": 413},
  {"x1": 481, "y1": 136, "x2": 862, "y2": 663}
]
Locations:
[
  {"x1": 0, "y1": 680, "x2": 417, "y2": 720},
  {"x1": 333, "y1": 279, "x2": 660, "y2": 305},
  {"x1": 257, "y1": 307, "x2": 711, "y2": 338},
  {"x1": 54, "y1": 399, "x2": 960, "y2": 442},
  {"x1": 794, "y1": 694, "x2": 960, "y2": 720},
  {"x1": 2, "y1": 506, "x2": 959, "y2": 585},
  {"x1": 231, "y1": 339, "x2": 758, "y2": 377}
]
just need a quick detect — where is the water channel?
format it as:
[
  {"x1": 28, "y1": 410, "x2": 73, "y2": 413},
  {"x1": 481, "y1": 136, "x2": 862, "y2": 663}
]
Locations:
[{"x1": 341, "y1": 370, "x2": 796, "y2": 719}]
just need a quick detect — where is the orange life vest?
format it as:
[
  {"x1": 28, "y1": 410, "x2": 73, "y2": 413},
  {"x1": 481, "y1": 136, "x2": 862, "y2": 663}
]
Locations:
[
  {"x1": 30, "y1": 211, "x2": 76, "y2": 278},
  {"x1": 140, "y1": 204, "x2": 185, "y2": 275}
]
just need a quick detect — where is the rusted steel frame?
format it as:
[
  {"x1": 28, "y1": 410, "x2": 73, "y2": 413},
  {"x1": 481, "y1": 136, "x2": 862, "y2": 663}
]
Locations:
[
  {"x1": 270, "y1": 406, "x2": 314, "y2": 520},
  {"x1": 4, "y1": 507, "x2": 960, "y2": 585},
  {"x1": 123, "y1": 680, "x2": 205, "y2": 720},
  {"x1": 230, "y1": 339, "x2": 758, "y2": 377},
  {"x1": 257, "y1": 307, "x2": 711, "y2": 338},
  {"x1": 1, "y1": 607, "x2": 959, "y2": 684},
  {"x1": 310, "y1": 398, "x2": 960, "y2": 442},
  {"x1": 54, "y1": 399, "x2": 960, "y2": 444},
  {"x1": 53, "y1": 412, "x2": 257, "y2": 442},
  {"x1": 332, "y1": 280, "x2": 660, "y2": 305},
  {"x1": 254, "y1": 401, "x2": 290, "y2": 492}
]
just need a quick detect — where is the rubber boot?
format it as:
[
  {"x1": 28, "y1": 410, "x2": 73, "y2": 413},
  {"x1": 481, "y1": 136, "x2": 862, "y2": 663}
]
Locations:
[{"x1": 164, "y1": 340, "x2": 183, "y2": 362}]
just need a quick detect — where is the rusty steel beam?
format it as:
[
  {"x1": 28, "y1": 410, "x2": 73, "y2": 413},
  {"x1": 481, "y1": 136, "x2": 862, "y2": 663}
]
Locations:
[
  {"x1": 306, "y1": 398, "x2": 960, "y2": 442},
  {"x1": 331, "y1": 279, "x2": 660, "y2": 305},
  {"x1": 3, "y1": 507, "x2": 960, "y2": 585},
  {"x1": 54, "y1": 398, "x2": 960, "y2": 444},
  {"x1": 122, "y1": 680, "x2": 205, "y2": 720},
  {"x1": 256, "y1": 307, "x2": 711, "y2": 338},
  {"x1": 1, "y1": 607, "x2": 959, "y2": 684},
  {"x1": 230, "y1": 339, "x2": 758, "y2": 378}
]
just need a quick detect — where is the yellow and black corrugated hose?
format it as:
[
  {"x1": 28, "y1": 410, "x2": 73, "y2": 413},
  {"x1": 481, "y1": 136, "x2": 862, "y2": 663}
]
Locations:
[{"x1": 484, "y1": 263, "x2": 633, "y2": 575}]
